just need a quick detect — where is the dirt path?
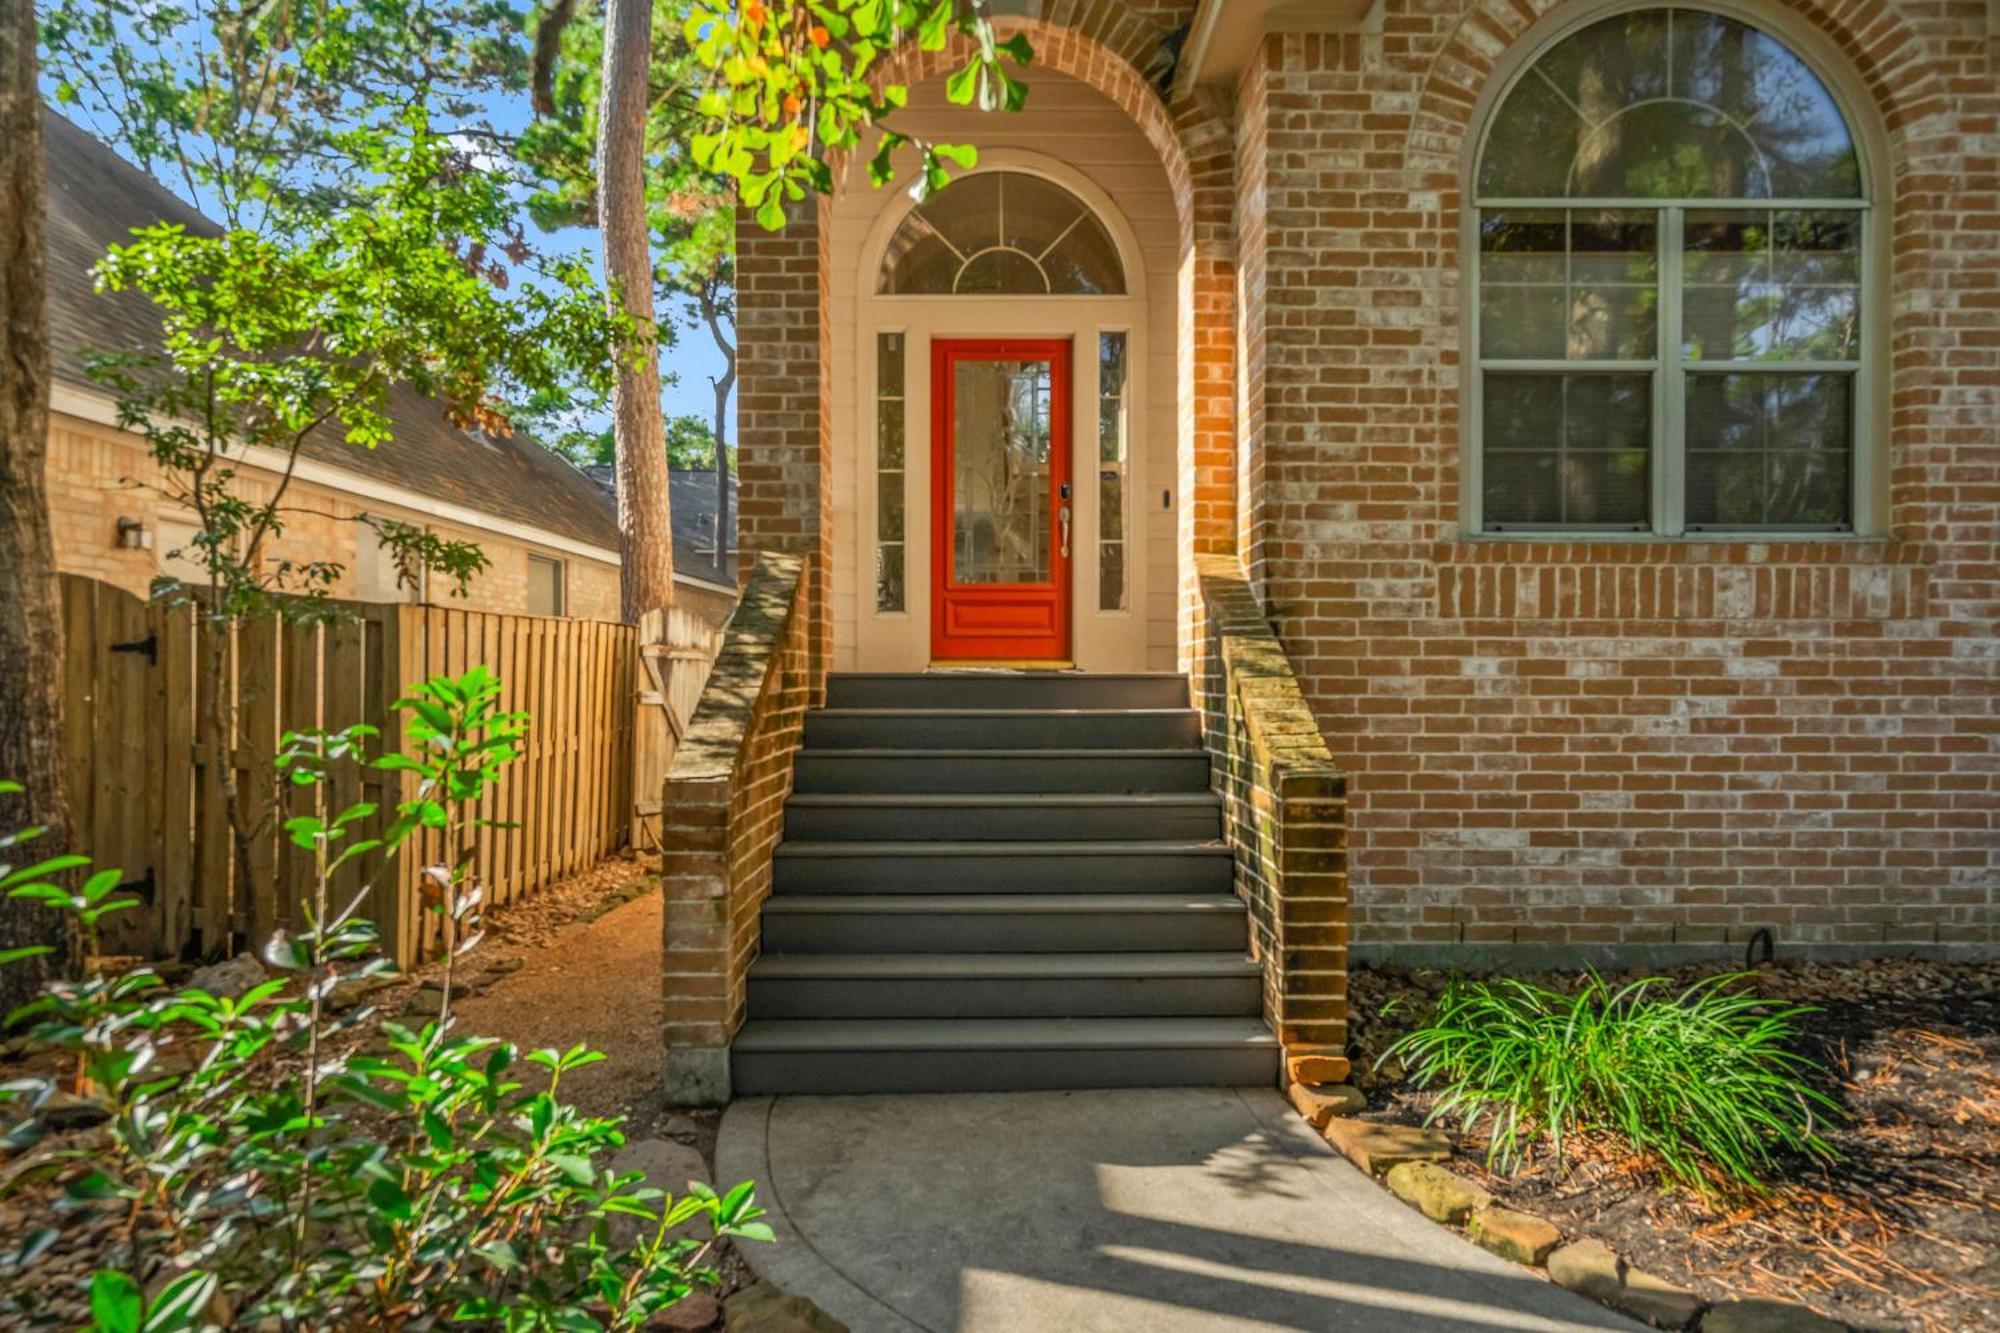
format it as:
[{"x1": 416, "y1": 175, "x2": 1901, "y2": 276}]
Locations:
[{"x1": 448, "y1": 871, "x2": 666, "y2": 1121}]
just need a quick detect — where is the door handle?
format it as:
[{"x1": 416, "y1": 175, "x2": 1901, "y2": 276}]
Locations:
[{"x1": 1059, "y1": 506, "x2": 1072, "y2": 560}]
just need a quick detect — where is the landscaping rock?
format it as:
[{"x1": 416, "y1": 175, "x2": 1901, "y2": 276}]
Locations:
[
  {"x1": 403, "y1": 987, "x2": 446, "y2": 1017},
  {"x1": 723, "y1": 1282, "x2": 847, "y2": 1333},
  {"x1": 1287, "y1": 1080, "x2": 1365, "y2": 1127},
  {"x1": 663, "y1": 1114, "x2": 703, "y2": 1145},
  {"x1": 1469, "y1": 1205, "x2": 1562, "y2": 1266},
  {"x1": 649, "y1": 1290, "x2": 722, "y2": 1329},
  {"x1": 188, "y1": 953, "x2": 264, "y2": 998},
  {"x1": 1699, "y1": 1299, "x2": 1849, "y2": 1333},
  {"x1": 1320, "y1": 1117, "x2": 1450, "y2": 1176},
  {"x1": 1384, "y1": 1161, "x2": 1492, "y2": 1224},
  {"x1": 1547, "y1": 1239, "x2": 1705, "y2": 1330},
  {"x1": 35, "y1": 1091, "x2": 109, "y2": 1132},
  {"x1": 1286, "y1": 1051, "x2": 1351, "y2": 1084}
]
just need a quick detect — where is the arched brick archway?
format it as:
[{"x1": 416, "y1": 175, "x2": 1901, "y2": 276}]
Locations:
[
  {"x1": 731, "y1": 6, "x2": 1244, "y2": 712},
  {"x1": 867, "y1": 14, "x2": 1241, "y2": 563}
]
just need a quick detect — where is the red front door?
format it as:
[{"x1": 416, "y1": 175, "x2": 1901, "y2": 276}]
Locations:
[{"x1": 930, "y1": 339, "x2": 1073, "y2": 662}]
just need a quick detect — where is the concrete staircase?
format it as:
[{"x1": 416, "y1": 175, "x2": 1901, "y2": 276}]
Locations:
[{"x1": 731, "y1": 672, "x2": 1279, "y2": 1095}]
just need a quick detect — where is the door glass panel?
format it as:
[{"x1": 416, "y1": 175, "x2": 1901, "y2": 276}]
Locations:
[{"x1": 953, "y1": 358, "x2": 1053, "y2": 585}]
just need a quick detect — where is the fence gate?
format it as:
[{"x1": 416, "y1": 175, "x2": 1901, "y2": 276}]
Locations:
[
  {"x1": 631, "y1": 604, "x2": 722, "y2": 853},
  {"x1": 60, "y1": 578, "x2": 177, "y2": 959}
]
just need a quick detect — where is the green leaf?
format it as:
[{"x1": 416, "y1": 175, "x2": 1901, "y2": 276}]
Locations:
[
  {"x1": 88, "y1": 1271, "x2": 142, "y2": 1333},
  {"x1": 141, "y1": 1271, "x2": 218, "y2": 1332}
]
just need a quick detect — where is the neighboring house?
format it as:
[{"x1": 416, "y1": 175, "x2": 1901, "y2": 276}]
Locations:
[
  {"x1": 41, "y1": 111, "x2": 738, "y2": 625},
  {"x1": 722, "y1": 0, "x2": 1997, "y2": 977}
]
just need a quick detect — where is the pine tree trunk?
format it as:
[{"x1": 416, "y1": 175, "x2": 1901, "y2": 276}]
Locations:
[
  {"x1": 0, "y1": 9, "x2": 73, "y2": 1009},
  {"x1": 699, "y1": 280, "x2": 735, "y2": 582},
  {"x1": 597, "y1": 0, "x2": 675, "y2": 619}
]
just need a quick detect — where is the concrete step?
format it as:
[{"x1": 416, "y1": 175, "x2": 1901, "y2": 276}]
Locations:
[
  {"x1": 804, "y1": 708, "x2": 1203, "y2": 751},
  {"x1": 746, "y1": 952, "x2": 1263, "y2": 1019},
  {"x1": 783, "y1": 792, "x2": 1223, "y2": 842},
  {"x1": 760, "y1": 894, "x2": 1250, "y2": 954},
  {"x1": 826, "y1": 673, "x2": 1189, "y2": 711},
  {"x1": 731, "y1": 1016, "x2": 1280, "y2": 1094},
  {"x1": 772, "y1": 840, "x2": 1234, "y2": 896},
  {"x1": 792, "y1": 748, "x2": 1211, "y2": 795}
]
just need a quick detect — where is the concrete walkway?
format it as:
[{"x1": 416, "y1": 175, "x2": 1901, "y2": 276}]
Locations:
[{"x1": 716, "y1": 1088, "x2": 1637, "y2": 1332}]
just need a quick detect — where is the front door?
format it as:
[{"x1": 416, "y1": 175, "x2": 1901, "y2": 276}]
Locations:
[{"x1": 930, "y1": 339, "x2": 1073, "y2": 662}]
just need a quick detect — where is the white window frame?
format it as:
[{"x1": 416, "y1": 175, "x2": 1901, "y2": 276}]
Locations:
[{"x1": 1460, "y1": 1, "x2": 1888, "y2": 540}]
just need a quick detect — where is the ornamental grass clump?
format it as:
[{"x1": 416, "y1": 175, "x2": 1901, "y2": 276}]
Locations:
[{"x1": 1382, "y1": 971, "x2": 1840, "y2": 1197}]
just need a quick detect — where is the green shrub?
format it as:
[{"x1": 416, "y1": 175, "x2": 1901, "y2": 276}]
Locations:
[
  {"x1": 1, "y1": 668, "x2": 768, "y2": 1331},
  {"x1": 1382, "y1": 971, "x2": 1840, "y2": 1197}
]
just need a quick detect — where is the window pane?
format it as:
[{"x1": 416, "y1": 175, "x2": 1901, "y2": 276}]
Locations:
[
  {"x1": 527, "y1": 556, "x2": 564, "y2": 617},
  {"x1": 1684, "y1": 210, "x2": 1860, "y2": 361},
  {"x1": 1479, "y1": 8, "x2": 1861, "y2": 201},
  {"x1": 1482, "y1": 210, "x2": 1657, "y2": 360},
  {"x1": 953, "y1": 357, "x2": 1053, "y2": 585},
  {"x1": 1098, "y1": 332, "x2": 1129, "y2": 611},
  {"x1": 876, "y1": 544, "x2": 905, "y2": 612},
  {"x1": 880, "y1": 171, "x2": 1126, "y2": 295},
  {"x1": 877, "y1": 471, "x2": 904, "y2": 542},
  {"x1": 878, "y1": 398, "x2": 905, "y2": 469},
  {"x1": 877, "y1": 329, "x2": 905, "y2": 396},
  {"x1": 1480, "y1": 211, "x2": 1565, "y2": 358},
  {"x1": 875, "y1": 333, "x2": 906, "y2": 611},
  {"x1": 1685, "y1": 372, "x2": 1851, "y2": 527},
  {"x1": 1483, "y1": 373, "x2": 1651, "y2": 528},
  {"x1": 1569, "y1": 210, "x2": 1658, "y2": 358},
  {"x1": 1669, "y1": 9, "x2": 1861, "y2": 197}
]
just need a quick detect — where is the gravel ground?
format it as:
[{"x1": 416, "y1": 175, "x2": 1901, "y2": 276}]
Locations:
[{"x1": 1348, "y1": 957, "x2": 2000, "y2": 1333}]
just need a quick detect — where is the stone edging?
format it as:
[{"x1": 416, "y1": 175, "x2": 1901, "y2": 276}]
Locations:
[{"x1": 1288, "y1": 1083, "x2": 1856, "y2": 1333}]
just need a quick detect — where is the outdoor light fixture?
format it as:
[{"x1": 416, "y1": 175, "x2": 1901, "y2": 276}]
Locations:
[{"x1": 116, "y1": 516, "x2": 153, "y2": 551}]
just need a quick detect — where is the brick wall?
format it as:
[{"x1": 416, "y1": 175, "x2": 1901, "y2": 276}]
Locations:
[
  {"x1": 1237, "y1": 2, "x2": 2000, "y2": 959},
  {"x1": 659, "y1": 552, "x2": 808, "y2": 1104},
  {"x1": 735, "y1": 202, "x2": 832, "y2": 699},
  {"x1": 1193, "y1": 553, "x2": 1350, "y2": 1074}
]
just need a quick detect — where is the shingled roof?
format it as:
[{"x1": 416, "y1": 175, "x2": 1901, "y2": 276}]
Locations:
[{"x1": 44, "y1": 109, "x2": 731, "y2": 582}]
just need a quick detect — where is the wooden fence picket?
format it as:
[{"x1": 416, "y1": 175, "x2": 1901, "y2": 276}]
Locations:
[{"x1": 50, "y1": 575, "x2": 705, "y2": 971}]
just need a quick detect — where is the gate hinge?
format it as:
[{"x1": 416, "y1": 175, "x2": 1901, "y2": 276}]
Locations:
[
  {"x1": 110, "y1": 633, "x2": 159, "y2": 666},
  {"x1": 118, "y1": 868, "x2": 157, "y2": 908}
]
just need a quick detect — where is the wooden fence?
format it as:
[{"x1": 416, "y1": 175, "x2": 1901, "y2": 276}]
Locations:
[{"x1": 59, "y1": 575, "x2": 668, "y2": 969}]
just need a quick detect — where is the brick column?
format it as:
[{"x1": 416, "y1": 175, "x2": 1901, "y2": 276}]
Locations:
[{"x1": 734, "y1": 197, "x2": 832, "y2": 700}]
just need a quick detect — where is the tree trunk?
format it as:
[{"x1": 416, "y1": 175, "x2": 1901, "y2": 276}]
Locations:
[
  {"x1": 0, "y1": 10, "x2": 73, "y2": 1008},
  {"x1": 699, "y1": 280, "x2": 735, "y2": 582},
  {"x1": 597, "y1": 0, "x2": 675, "y2": 620}
]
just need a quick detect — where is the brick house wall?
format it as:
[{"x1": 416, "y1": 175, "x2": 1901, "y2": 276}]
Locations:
[
  {"x1": 1236, "y1": 2, "x2": 1999, "y2": 958},
  {"x1": 727, "y1": 0, "x2": 1997, "y2": 968},
  {"x1": 48, "y1": 407, "x2": 627, "y2": 622}
]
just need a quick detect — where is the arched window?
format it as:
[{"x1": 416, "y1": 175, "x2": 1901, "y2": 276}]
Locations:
[
  {"x1": 1472, "y1": 7, "x2": 1867, "y2": 533},
  {"x1": 878, "y1": 170, "x2": 1126, "y2": 296}
]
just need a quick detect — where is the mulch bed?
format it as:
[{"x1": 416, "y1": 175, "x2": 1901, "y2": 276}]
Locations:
[{"x1": 1348, "y1": 957, "x2": 2000, "y2": 1333}]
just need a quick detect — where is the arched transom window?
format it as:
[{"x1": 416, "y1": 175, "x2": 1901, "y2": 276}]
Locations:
[
  {"x1": 878, "y1": 170, "x2": 1126, "y2": 296},
  {"x1": 1473, "y1": 7, "x2": 1867, "y2": 533}
]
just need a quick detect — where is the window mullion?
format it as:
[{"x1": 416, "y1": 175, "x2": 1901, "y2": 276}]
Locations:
[{"x1": 1659, "y1": 206, "x2": 1686, "y2": 537}]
